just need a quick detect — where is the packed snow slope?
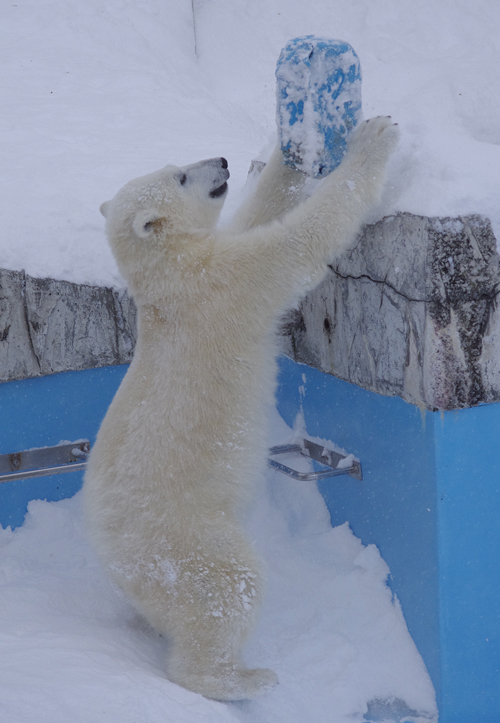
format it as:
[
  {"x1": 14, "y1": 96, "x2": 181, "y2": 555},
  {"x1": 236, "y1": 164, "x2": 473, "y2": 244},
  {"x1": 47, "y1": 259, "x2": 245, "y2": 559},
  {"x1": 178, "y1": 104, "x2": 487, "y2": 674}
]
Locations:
[{"x1": 1, "y1": 0, "x2": 499, "y2": 286}]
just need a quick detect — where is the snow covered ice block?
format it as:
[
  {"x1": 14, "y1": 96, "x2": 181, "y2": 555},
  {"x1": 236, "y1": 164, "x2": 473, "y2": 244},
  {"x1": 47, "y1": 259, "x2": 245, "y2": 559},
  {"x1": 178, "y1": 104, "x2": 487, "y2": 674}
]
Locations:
[{"x1": 276, "y1": 36, "x2": 362, "y2": 177}]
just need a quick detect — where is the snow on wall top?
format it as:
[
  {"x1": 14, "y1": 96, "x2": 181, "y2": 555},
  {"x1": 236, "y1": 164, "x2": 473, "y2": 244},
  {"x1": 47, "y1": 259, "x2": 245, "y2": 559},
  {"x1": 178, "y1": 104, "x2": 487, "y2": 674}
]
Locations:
[{"x1": 2, "y1": 0, "x2": 500, "y2": 288}]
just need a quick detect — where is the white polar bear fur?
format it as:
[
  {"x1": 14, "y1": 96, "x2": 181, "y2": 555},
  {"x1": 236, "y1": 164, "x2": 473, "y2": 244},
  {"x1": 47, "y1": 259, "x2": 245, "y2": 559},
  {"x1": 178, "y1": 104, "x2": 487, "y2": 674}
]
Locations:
[{"x1": 83, "y1": 117, "x2": 399, "y2": 701}]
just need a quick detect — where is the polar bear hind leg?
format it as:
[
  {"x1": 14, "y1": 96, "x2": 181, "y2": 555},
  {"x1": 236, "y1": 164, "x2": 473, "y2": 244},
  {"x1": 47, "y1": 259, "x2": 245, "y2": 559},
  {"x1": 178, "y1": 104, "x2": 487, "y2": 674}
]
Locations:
[
  {"x1": 118, "y1": 530, "x2": 277, "y2": 701},
  {"x1": 167, "y1": 538, "x2": 277, "y2": 700}
]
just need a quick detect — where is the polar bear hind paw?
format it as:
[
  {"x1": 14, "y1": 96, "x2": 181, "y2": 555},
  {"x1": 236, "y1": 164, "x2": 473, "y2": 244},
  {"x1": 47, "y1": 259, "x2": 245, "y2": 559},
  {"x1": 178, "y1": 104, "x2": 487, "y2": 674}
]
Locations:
[{"x1": 172, "y1": 664, "x2": 279, "y2": 701}]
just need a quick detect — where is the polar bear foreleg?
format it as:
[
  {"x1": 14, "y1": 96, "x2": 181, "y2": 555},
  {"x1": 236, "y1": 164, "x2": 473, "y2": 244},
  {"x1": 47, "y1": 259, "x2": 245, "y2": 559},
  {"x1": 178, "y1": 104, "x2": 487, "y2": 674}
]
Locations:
[
  {"x1": 282, "y1": 116, "x2": 400, "y2": 272},
  {"x1": 229, "y1": 145, "x2": 307, "y2": 232},
  {"x1": 229, "y1": 117, "x2": 399, "y2": 312}
]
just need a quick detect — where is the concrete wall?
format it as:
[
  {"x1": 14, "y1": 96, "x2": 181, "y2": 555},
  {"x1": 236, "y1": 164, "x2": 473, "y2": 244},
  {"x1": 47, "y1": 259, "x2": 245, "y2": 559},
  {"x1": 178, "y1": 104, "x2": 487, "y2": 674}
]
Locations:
[
  {"x1": 279, "y1": 212, "x2": 500, "y2": 411},
  {"x1": 0, "y1": 268, "x2": 136, "y2": 382}
]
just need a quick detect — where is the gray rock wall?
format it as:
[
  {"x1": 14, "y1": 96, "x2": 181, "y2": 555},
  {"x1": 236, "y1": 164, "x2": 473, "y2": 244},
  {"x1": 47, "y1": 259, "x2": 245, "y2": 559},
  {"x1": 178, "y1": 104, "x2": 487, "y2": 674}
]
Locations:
[
  {"x1": 0, "y1": 269, "x2": 136, "y2": 382},
  {"x1": 279, "y1": 213, "x2": 500, "y2": 411},
  {"x1": 1, "y1": 211, "x2": 500, "y2": 411}
]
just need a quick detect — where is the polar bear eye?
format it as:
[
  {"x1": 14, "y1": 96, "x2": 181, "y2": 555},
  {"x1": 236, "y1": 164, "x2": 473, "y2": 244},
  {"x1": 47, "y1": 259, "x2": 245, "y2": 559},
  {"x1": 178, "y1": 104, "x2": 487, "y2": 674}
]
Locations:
[{"x1": 179, "y1": 173, "x2": 187, "y2": 186}]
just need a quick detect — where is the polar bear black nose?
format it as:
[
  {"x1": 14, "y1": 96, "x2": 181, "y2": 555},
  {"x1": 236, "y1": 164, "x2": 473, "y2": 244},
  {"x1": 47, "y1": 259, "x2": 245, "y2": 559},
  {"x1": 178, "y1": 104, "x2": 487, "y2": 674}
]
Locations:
[{"x1": 221, "y1": 158, "x2": 228, "y2": 169}]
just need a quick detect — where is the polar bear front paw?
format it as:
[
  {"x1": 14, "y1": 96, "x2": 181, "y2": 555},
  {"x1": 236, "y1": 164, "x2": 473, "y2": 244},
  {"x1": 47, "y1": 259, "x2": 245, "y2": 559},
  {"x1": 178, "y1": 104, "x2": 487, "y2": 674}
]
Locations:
[{"x1": 347, "y1": 116, "x2": 400, "y2": 164}]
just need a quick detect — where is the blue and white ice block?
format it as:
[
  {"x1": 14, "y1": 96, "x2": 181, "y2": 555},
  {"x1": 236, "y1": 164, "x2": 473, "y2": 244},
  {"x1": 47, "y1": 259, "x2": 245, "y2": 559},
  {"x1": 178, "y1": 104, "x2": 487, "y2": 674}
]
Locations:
[{"x1": 276, "y1": 36, "x2": 362, "y2": 177}]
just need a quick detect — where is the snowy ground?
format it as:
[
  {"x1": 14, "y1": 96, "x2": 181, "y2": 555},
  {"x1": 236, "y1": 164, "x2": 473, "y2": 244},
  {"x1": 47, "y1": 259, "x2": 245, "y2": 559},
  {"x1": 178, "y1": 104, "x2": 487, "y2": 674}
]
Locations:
[
  {"x1": 1, "y1": 0, "x2": 500, "y2": 287},
  {"x1": 0, "y1": 412, "x2": 437, "y2": 723}
]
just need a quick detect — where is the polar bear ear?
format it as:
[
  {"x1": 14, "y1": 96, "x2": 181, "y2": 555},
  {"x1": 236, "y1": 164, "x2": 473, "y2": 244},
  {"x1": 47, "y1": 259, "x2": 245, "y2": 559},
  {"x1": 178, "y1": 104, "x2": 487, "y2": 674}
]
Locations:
[
  {"x1": 132, "y1": 209, "x2": 161, "y2": 239},
  {"x1": 100, "y1": 201, "x2": 110, "y2": 218}
]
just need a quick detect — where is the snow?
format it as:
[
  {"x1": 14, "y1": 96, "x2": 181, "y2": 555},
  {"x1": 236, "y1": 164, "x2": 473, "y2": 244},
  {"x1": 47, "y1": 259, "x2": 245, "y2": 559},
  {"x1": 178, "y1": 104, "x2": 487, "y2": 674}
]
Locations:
[
  {"x1": 1, "y1": 0, "x2": 500, "y2": 287},
  {"x1": 0, "y1": 411, "x2": 437, "y2": 723}
]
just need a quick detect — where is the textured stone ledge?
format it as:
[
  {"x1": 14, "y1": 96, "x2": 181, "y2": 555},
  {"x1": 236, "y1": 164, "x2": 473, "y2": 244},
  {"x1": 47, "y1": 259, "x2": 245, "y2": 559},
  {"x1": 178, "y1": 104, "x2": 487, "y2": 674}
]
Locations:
[
  {"x1": 279, "y1": 212, "x2": 500, "y2": 411},
  {"x1": 0, "y1": 269, "x2": 136, "y2": 382},
  {"x1": 2, "y1": 211, "x2": 500, "y2": 411}
]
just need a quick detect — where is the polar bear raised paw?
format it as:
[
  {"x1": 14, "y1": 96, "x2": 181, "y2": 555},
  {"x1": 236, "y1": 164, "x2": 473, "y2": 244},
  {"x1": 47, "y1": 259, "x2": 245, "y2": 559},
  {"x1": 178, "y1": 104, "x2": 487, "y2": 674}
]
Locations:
[{"x1": 345, "y1": 115, "x2": 400, "y2": 165}]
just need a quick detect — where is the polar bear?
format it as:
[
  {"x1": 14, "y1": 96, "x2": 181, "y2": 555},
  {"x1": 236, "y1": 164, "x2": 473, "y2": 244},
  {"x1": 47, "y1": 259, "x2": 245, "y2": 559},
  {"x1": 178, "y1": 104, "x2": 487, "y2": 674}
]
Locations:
[{"x1": 83, "y1": 117, "x2": 399, "y2": 701}]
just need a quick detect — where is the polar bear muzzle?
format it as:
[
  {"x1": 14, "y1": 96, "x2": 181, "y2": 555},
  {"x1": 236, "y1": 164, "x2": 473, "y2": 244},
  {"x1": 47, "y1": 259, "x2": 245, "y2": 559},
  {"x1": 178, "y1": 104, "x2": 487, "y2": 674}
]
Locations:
[{"x1": 180, "y1": 157, "x2": 229, "y2": 199}]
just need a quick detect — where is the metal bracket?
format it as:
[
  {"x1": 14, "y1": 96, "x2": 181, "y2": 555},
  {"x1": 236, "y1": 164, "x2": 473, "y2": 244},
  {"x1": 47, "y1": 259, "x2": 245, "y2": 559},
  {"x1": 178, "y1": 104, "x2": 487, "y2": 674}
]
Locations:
[
  {"x1": 0, "y1": 441, "x2": 90, "y2": 483},
  {"x1": 0, "y1": 437, "x2": 362, "y2": 484},
  {"x1": 268, "y1": 438, "x2": 362, "y2": 481}
]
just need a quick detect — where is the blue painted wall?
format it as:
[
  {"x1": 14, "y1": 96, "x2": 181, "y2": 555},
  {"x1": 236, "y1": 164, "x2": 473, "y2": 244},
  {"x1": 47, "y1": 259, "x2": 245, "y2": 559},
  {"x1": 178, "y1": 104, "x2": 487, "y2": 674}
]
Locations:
[
  {"x1": 0, "y1": 365, "x2": 128, "y2": 529},
  {"x1": 435, "y1": 405, "x2": 500, "y2": 722}
]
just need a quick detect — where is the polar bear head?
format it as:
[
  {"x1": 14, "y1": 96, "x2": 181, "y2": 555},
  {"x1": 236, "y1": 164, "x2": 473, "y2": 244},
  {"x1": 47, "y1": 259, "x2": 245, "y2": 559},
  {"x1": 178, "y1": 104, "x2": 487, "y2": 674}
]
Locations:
[{"x1": 100, "y1": 158, "x2": 230, "y2": 303}]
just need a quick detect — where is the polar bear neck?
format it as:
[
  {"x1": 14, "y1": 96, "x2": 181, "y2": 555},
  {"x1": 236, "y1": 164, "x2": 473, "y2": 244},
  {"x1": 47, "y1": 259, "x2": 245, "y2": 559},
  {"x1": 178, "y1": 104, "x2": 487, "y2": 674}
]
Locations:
[{"x1": 125, "y1": 231, "x2": 216, "y2": 306}]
